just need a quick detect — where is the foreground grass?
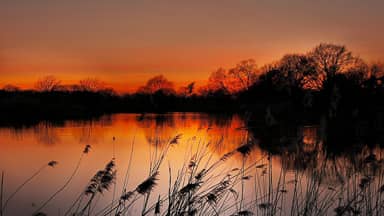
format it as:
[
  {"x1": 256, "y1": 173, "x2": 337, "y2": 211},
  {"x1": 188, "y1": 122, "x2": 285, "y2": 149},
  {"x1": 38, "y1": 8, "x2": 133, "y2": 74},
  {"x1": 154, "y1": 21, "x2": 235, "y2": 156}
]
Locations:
[{"x1": 1, "y1": 133, "x2": 384, "y2": 216}]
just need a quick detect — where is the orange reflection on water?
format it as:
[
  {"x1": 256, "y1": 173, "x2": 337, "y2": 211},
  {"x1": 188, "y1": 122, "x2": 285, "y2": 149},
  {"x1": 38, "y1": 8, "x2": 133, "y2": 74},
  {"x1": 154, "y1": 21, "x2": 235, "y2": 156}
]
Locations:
[
  {"x1": 0, "y1": 113, "x2": 262, "y2": 215},
  {"x1": 2, "y1": 113, "x2": 380, "y2": 215}
]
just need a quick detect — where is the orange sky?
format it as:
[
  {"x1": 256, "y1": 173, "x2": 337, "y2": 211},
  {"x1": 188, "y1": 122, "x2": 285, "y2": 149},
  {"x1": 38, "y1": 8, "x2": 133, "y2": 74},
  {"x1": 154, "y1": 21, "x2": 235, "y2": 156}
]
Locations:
[{"x1": 1, "y1": 0, "x2": 384, "y2": 93}]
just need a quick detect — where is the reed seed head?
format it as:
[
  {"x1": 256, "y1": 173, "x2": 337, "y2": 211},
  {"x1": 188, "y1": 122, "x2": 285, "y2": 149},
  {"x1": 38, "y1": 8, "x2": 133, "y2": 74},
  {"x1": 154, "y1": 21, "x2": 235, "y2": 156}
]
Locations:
[
  {"x1": 83, "y1": 144, "x2": 91, "y2": 154},
  {"x1": 48, "y1": 160, "x2": 58, "y2": 167},
  {"x1": 136, "y1": 172, "x2": 159, "y2": 195}
]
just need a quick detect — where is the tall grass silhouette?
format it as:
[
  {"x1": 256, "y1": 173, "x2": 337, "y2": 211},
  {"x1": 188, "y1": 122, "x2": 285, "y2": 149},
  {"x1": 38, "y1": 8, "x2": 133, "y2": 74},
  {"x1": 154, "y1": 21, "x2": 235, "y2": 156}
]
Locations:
[
  {"x1": 3, "y1": 128, "x2": 384, "y2": 215},
  {"x1": 0, "y1": 161, "x2": 57, "y2": 215},
  {"x1": 33, "y1": 145, "x2": 91, "y2": 215},
  {"x1": 1, "y1": 171, "x2": 4, "y2": 216}
]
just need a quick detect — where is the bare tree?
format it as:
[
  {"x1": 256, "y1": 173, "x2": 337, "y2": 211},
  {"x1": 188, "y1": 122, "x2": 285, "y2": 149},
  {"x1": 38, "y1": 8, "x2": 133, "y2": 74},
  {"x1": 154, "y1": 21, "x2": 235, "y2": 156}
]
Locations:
[
  {"x1": 207, "y1": 59, "x2": 259, "y2": 94},
  {"x1": 178, "y1": 82, "x2": 195, "y2": 97},
  {"x1": 277, "y1": 54, "x2": 318, "y2": 89},
  {"x1": 137, "y1": 75, "x2": 175, "y2": 95},
  {"x1": 364, "y1": 62, "x2": 384, "y2": 88},
  {"x1": 309, "y1": 43, "x2": 361, "y2": 87},
  {"x1": 228, "y1": 59, "x2": 258, "y2": 91},
  {"x1": 197, "y1": 85, "x2": 210, "y2": 97},
  {"x1": 35, "y1": 76, "x2": 61, "y2": 92},
  {"x1": 370, "y1": 62, "x2": 384, "y2": 78},
  {"x1": 79, "y1": 78, "x2": 106, "y2": 92},
  {"x1": 344, "y1": 58, "x2": 369, "y2": 86},
  {"x1": 2, "y1": 84, "x2": 20, "y2": 92},
  {"x1": 207, "y1": 67, "x2": 231, "y2": 93}
]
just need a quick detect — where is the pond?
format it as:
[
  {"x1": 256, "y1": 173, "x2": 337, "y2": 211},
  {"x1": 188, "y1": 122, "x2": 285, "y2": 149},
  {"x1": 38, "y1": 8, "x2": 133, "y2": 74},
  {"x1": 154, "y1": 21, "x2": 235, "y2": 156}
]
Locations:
[{"x1": 0, "y1": 113, "x2": 383, "y2": 215}]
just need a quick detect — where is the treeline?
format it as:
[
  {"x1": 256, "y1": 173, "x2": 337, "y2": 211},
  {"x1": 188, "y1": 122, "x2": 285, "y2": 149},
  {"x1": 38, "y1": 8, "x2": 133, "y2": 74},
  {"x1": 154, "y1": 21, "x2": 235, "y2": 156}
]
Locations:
[{"x1": 1, "y1": 43, "x2": 384, "y2": 122}]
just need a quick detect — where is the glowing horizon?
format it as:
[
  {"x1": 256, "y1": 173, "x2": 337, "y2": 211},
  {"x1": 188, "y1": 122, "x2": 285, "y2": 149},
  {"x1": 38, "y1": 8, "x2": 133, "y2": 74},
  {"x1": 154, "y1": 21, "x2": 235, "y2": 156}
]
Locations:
[{"x1": 1, "y1": 0, "x2": 384, "y2": 93}]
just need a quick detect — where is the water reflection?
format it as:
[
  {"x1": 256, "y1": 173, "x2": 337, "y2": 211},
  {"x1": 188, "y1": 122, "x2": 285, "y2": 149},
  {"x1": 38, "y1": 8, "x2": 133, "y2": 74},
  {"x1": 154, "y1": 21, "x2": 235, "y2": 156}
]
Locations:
[
  {"x1": 0, "y1": 113, "x2": 383, "y2": 215},
  {"x1": 33, "y1": 122, "x2": 61, "y2": 146}
]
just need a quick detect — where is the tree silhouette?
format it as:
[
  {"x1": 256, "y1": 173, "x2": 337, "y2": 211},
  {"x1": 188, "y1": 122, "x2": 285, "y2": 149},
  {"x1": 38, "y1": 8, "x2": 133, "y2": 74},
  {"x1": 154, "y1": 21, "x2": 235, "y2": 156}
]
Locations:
[
  {"x1": 370, "y1": 62, "x2": 384, "y2": 78},
  {"x1": 35, "y1": 76, "x2": 61, "y2": 92},
  {"x1": 138, "y1": 75, "x2": 175, "y2": 95},
  {"x1": 344, "y1": 58, "x2": 369, "y2": 86},
  {"x1": 277, "y1": 54, "x2": 318, "y2": 90},
  {"x1": 2, "y1": 84, "x2": 20, "y2": 92},
  {"x1": 309, "y1": 43, "x2": 361, "y2": 88},
  {"x1": 228, "y1": 59, "x2": 258, "y2": 91},
  {"x1": 207, "y1": 68, "x2": 231, "y2": 94},
  {"x1": 178, "y1": 82, "x2": 195, "y2": 97},
  {"x1": 207, "y1": 59, "x2": 258, "y2": 94},
  {"x1": 1, "y1": 42, "x2": 383, "y2": 117},
  {"x1": 361, "y1": 62, "x2": 384, "y2": 89},
  {"x1": 79, "y1": 78, "x2": 106, "y2": 92}
]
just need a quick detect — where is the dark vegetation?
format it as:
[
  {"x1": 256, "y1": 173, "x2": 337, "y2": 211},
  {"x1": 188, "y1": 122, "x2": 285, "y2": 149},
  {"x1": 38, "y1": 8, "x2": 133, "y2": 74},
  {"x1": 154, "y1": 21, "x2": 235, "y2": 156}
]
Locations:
[
  {"x1": 1, "y1": 43, "x2": 384, "y2": 155},
  {"x1": 1, "y1": 43, "x2": 384, "y2": 126},
  {"x1": 2, "y1": 43, "x2": 384, "y2": 215}
]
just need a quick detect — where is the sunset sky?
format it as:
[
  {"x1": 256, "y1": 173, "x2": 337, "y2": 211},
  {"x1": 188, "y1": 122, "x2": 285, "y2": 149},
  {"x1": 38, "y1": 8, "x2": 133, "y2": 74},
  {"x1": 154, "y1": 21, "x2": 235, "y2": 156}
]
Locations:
[{"x1": 1, "y1": 0, "x2": 384, "y2": 92}]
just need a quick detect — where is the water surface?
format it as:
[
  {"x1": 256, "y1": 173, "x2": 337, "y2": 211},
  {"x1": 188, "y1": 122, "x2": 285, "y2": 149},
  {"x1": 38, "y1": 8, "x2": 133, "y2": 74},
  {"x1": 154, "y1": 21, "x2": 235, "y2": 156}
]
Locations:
[{"x1": 0, "y1": 113, "x2": 382, "y2": 215}]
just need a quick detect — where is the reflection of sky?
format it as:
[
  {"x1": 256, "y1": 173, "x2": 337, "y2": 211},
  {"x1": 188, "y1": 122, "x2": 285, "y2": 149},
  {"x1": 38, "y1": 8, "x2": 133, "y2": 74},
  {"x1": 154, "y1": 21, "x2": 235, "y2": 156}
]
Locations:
[
  {"x1": 0, "y1": 113, "x2": 254, "y2": 215},
  {"x1": 0, "y1": 113, "x2": 382, "y2": 215}
]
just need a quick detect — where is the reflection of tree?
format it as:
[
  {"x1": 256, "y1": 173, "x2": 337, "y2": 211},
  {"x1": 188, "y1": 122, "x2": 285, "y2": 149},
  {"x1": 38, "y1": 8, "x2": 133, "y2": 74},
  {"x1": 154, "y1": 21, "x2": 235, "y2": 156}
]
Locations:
[
  {"x1": 135, "y1": 113, "x2": 250, "y2": 158},
  {"x1": 33, "y1": 122, "x2": 61, "y2": 145},
  {"x1": 248, "y1": 121, "x2": 384, "y2": 188},
  {"x1": 252, "y1": 124, "x2": 323, "y2": 170},
  {"x1": 31, "y1": 116, "x2": 113, "y2": 146},
  {"x1": 202, "y1": 114, "x2": 249, "y2": 155},
  {"x1": 279, "y1": 143, "x2": 322, "y2": 172},
  {"x1": 70, "y1": 121, "x2": 100, "y2": 145},
  {"x1": 68, "y1": 116, "x2": 112, "y2": 145},
  {"x1": 313, "y1": 146, "x2": 384, "y2": 187},
  {"x1": 136, "y1": 114, "x2": 176, "y2": 146},
  {"x1": 196, "y1": 113, "x2": 235, "y2": 129}
]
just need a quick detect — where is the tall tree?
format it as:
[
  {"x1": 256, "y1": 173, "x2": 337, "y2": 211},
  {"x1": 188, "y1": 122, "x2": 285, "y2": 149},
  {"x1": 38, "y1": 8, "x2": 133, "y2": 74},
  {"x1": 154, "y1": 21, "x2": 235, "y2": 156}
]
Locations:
[
  {"x1": 277, "y1": 54, "x2": 318, "y2": 90},
  {"x1": 228, "y1": 59, "x2": 258, "y2": 91},
  {"x1": 207, "y1": 68, "x2": 230, "y2": 94},
  {"x1": 207, "y1": 59, "x2": 259, "y2": 94},
  {"x1": 309, "y1": 43, "x2": 360, "y2": 87}
]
